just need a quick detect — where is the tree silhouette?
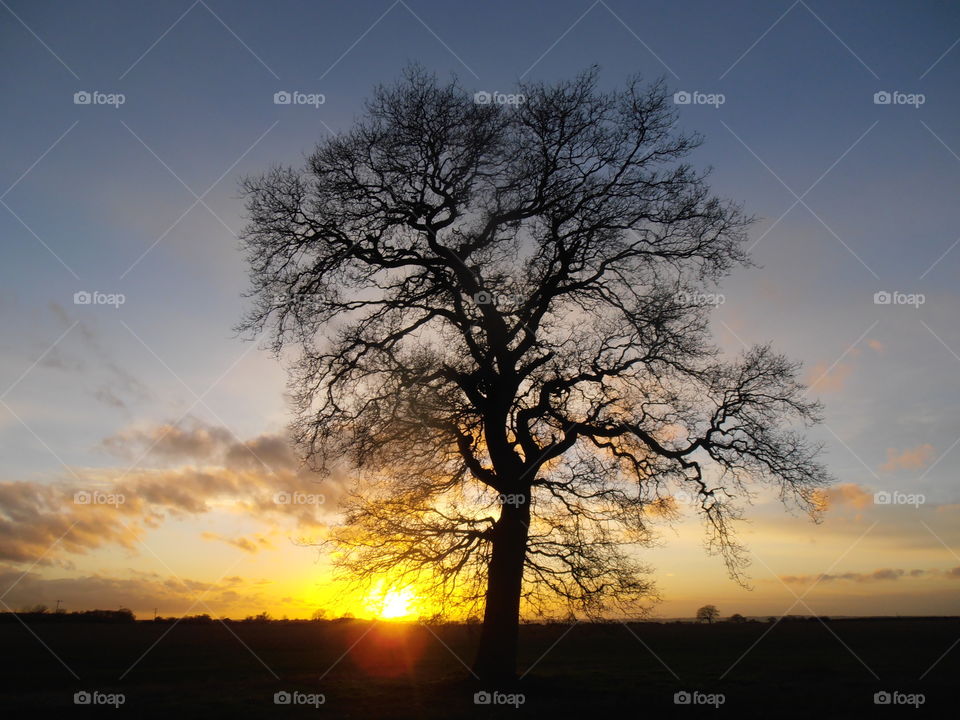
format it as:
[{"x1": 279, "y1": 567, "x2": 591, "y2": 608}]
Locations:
[
  {"x1": 697, "y1": 605, "x2": 720, "y2": 624},
  {"x1": 238, "y1": 66, "x2": 830, "y2": 681}
]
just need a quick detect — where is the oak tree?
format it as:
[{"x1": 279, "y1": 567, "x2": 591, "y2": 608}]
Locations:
[{"x1": 239, "y1": 67, "x2": 830, "y2": 680}]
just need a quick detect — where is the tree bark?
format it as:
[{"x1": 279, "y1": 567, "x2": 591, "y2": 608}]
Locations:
[{"x1": 472, "y1": 499, "x2": 530, "y2": 682}]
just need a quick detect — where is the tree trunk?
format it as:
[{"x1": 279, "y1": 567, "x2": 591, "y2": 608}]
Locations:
[{"x1": 472, "y1": 499, "x2": 530, "y2": 682}]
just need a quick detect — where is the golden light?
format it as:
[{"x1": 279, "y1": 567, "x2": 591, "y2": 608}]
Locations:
[
  {"x1": 380, "y1": 589, "x2": 414, "y2": 618},
  {"x1": 365, "y1": 582, "x2": 417, "y2": 619}
]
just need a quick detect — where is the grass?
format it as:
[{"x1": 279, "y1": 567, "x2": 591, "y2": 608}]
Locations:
[{"x1": 0, "y1": 617, "x2": 955, "y2": 717}]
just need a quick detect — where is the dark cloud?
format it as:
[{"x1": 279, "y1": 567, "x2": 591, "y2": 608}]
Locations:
[
  {"x1": 779, "y1": 567, "x2": 955, "y2": 584},
  {"x1": 0, "y1": 566, "x2": 271, "y2": 618}
]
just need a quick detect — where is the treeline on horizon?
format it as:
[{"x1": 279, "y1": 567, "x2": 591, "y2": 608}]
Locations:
[{"x1": 3, "y1": 608, "x2": 958, "y2": 624}]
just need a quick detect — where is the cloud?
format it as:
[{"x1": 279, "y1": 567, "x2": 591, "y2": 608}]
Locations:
[
  {"x1": 94, "y1": 387, "x2": 127, "y2": 409},
  {"x1": 812, "y1": 482, "x2": 873, "y2": 511},
  {"x1": 201, "y1": 532, "x2": 276, "y2": 554},
  {"x1": 101, "y1": 418, "x2": 307, "y2": 477},
  {"x1": 780, "y1": 567, "x2": 960, "y2": 585},
  {"x1": 41, "y1": 304, "x2": 151, "y2": 409},
  {"x1": 880, "y1": 444, "x2": 935, "y2": 473},
  {"x1": 0, "y1": 566, "x2": 274, "y2": 618},
  {"x1": 806, "y1": 362, "x2": 853, "y2": 393},
  {"x1": 102, "y1": 420, "x2": 235, "y2": 464},
  {"x1": 781, "y1": 568, "x2": 922, "y2": 584},
  {"x1": 0, "y1": 422, "x2": 347, "y2": 564}
]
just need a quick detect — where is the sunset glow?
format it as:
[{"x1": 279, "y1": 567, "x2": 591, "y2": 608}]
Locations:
[{"x1": 365, "y1": 584, "x2": 418, "y2": 620}]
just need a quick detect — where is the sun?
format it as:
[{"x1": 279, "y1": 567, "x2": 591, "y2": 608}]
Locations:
[
  {"x1": 365, "y1": 582, "x2": 417, "y2": 619},
  {"x1": 380, "y1": 589, "x2": 415, "y2": 619}
]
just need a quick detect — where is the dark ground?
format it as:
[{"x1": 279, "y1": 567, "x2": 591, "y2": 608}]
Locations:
[{"x1": 0, "y1": 617, "x2": 955, "y2": 718}]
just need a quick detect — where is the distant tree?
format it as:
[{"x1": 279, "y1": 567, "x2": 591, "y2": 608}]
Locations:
[
  {"x1": 311, "y1": 609, "x2": 329, "y2": 621},
  {"x1": 696, "y1": 605, "x2": 720, "y2": 624},
  {"x1": 728, "y1": 612, "x2": 746, "y2": 623},
  {"x1": 240, "y1": 66, "x2": 831, "y2": 680}
]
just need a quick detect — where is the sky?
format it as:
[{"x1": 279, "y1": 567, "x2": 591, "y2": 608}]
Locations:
[{"x1": 1, "y1": 0, "x2": 959, "y2": 622}]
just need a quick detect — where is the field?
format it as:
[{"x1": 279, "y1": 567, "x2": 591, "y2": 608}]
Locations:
[{"x1": 0, "y1": 617, "x2": 955, "y2": 718}]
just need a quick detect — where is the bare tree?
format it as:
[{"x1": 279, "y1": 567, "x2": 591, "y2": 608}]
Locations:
[
  {"x1": 696, "y1": 605, "x2": 720, "y2": 624},
  {"x1": 238, "y1": 66, "x2": 830, "y2": 681}
]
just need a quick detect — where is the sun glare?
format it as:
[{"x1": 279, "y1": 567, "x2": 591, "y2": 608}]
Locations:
[
  {"x1": 380, "y1": 589, "x2": 414, "y2": 618},
  {"x1": 365, "y1": 583, "x2": 417, "y2": 619}
]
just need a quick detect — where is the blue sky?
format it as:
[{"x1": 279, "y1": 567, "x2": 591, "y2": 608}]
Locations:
[{"x1": 2, "y1": 0, "x2": 960, "y2": 619}]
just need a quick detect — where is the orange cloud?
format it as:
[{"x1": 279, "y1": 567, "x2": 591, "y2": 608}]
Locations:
[
  {"x1": 806, "y1": 362, "x2": 852, "y2": 393},
  {"x1": 201, "y1": 532, "x2": 276, "y2": 554},
  {"x1": 880, "y1": 444, "x2": 935, "y2": 473},
  {"x1": 0, "y1": 422, "x2": 346, "y2": 564},
  {"x1": 812, "y1": 482, "x2": 873, "y2": 511}
]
